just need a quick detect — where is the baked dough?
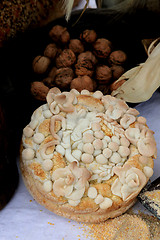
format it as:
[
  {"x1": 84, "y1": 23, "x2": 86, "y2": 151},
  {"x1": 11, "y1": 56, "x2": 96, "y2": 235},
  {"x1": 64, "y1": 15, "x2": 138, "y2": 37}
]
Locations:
[{"x1": 20, "y1": 87, "x2": 157, "y2": 223}]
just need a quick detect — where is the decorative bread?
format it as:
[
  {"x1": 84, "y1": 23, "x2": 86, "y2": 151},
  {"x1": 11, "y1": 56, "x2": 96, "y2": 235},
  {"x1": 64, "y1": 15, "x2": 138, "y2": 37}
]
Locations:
[{"x1": 20, "y1": 87, "x2": 157, "y2": 223}]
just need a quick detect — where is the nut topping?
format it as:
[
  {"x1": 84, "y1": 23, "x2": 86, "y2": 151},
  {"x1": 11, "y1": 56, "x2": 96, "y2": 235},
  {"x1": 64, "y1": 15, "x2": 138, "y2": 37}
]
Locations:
[
  {"x1": 137, "y1": 138, "x2": 157, "y2": 157},
  {"x1": 111, "y1": 164, "x2": 147, "y2": 201},
  {"x1": 22, "y1": 148, "x2": 35, "y2": 160}
]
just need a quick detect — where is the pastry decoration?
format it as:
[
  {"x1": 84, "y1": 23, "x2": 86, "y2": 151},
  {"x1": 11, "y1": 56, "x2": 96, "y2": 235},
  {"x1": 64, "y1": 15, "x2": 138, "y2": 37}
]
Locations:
[{"x1": 20, "y1": 87, "x2": 157, "y2": 223}]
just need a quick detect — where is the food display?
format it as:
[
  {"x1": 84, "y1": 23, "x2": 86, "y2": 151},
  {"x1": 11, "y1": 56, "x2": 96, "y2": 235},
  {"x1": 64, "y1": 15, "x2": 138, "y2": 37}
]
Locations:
[
  {"x1": 31, "y1": 26, "x2": 127, "y2": 101},
  {"x1": 20, "y1": 87, "x2": 157, "y2": 223}
]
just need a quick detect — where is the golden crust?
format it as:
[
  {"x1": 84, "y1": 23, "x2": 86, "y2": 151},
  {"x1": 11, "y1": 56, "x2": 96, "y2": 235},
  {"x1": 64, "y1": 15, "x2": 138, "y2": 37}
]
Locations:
[
  {"x1": 52, "y1": 152, "x2": 66, "y2": 170},
  {"x1": 38, "y1": 119, "x2": 50, "y2": 137},
  {"x1": 93, "y1": 183, "x2": 112, "y2": 198},
  {"x1": 100, "y1": 121, "x2": 113, "y2": 137},
  {"x1": 20, "y1": 88, "x2": 156, "y2": 223},
  {"x1": 29, "y1": 162, "x2": 47, "y2": 180},
  {"x1": 38, "y1": 119, "x2": 61, "y2": 137},
  {"x1": 24, "y1": 137, "x2": 33, "y2": 147},
  {"x1": 77, "y1": 95, "x2": 104, "y2": 112}
]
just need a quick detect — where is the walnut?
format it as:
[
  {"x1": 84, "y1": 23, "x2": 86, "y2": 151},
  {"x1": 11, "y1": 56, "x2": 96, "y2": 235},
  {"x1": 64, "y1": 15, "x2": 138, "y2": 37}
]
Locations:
[
  {"x1": 80, "y1": 29, "x2": 97, "y2": 43},
  {"x1": 75, "y1": 61, "x2": 94, "y2": 77},
  {"x1": 69, "y1": 39, "x2": 84, "y2": 54},
  {"x1": 56, "y1": 49, "x2": 76, "y2": 68},
  {"x1": 77, "y1": 51, "x2": 97, "y2": 65},
  {"x1": 109, "y1": 50, "x2": 127, "y2": 65},
  {"x1": 49, "y1": 25, "x2": 70, "y2": 44},
  {"x1": 111, "y1": 65, "x2": 125, "y2": 80},
  {"x1": 55, "y1": 67, "x2": 74, "y2": 88},
  {"x1": 93, "y1": 38, "x2": 112, "y2": 58},
  {"x1": 60, "y1": 30, "x2": 70, "y2": 44},
  {"x1": 96, "y1": 65, "x2": 112, "y2": 84},
  {"x1": 44, "y1": 43, "x2": 58, "y2": 59},
  {"x1": 70, "y1": 75, "x2": 94, "y2": 92},
  {"x1": 75, "y1": 51, "x2": 97, "y2": 77},
  {"x1": 32, "y1": 56, "x2": 51, "y2": 74},
  {"x1": 31, "y1": 81, "x2": 49, "y2": 101}
]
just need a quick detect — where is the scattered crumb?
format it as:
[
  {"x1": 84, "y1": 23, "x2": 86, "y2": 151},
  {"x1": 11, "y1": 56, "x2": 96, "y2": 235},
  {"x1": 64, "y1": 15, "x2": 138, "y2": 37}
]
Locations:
[
  {"x1": 48, "y1": 222, "x2": 54, "y2": 226},
  {"x1": 46, "y1": 208, "x2": 160, "y2": 239},
  {"x1": 81, "y1": 214, "x2": 150, "y2": 240},
  {"x1": 77, "y1": 210, "x2": 160, "y2": 240}
]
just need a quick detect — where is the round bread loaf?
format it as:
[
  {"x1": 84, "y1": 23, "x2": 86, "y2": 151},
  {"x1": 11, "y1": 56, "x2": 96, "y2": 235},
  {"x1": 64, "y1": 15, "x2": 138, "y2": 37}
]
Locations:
[{"x1": 20, "y1": 87, "x2": 157, "y2": 223}]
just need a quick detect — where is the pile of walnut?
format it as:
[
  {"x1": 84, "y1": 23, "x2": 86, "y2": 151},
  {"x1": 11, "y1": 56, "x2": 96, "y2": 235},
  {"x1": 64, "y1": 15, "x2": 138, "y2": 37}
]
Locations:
[{"x1": 31, "y1": 25, "x2": 127, "y2": 101}]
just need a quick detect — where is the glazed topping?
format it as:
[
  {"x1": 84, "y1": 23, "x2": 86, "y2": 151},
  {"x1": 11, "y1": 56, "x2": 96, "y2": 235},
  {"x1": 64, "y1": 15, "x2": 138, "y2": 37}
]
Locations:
[{"x1": 22, "y1": 87, "x2": 156, "y2": 208}]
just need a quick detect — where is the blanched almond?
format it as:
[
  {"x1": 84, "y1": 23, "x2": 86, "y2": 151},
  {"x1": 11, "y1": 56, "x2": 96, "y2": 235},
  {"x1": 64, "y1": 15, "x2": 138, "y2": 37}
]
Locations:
[
  {"x1": 88, "y1": 187, "x2": 98, "y2": 199},
  {"x1": 99, "y1": 197, "x2": 113, "y2": 209},
  {"x1": 22, "y1": 148, "x2": 35, "y2": 160},
  {"x1": 43, "y1": 180, "x2": 52, "y2": 193}
]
